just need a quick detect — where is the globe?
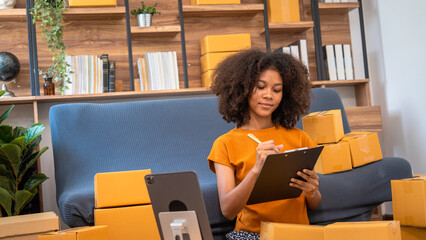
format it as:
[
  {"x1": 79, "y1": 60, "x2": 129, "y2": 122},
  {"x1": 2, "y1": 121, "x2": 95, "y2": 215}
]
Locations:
[{"x1": 0, "y1": 52, "x2": 20, "y2": 97}]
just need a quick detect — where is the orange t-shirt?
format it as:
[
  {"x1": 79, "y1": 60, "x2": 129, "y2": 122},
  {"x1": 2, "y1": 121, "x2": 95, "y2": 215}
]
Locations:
[{"x1": 208, "y1": 126, "x2": 317, "y2": 233}]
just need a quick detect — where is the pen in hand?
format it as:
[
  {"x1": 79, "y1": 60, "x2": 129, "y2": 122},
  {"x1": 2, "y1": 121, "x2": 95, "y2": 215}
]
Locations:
[{"x1": 247, "y1": 133, "x2": 261, "y2": 144}]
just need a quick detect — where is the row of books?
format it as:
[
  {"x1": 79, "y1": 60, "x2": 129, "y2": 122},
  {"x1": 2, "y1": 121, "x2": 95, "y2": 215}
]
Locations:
[
  {"x1": 274, "y1": 39, "x2": 309, "y2": 74},
  {"x1": 320, "y1": 0, "x2": 358, "y2": 2},
  {"x1": 64, "y1": 54, "x2": 115, "y2": 95},
  {"x1": 136, "y1": 51, "x2": 180, "y2": 91},
  {"x1": 323, "y1": 44, "x2": 354, "y2": 81}
]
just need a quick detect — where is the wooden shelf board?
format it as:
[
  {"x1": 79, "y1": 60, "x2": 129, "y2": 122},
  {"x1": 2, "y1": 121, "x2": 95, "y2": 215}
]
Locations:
[
  {"x1": 182, "y1": 4, "x2": 263, "y2": 17},
  {"x1": 311, "y1": 79, "x2": 370, "y2": 87},
  {"x1": 262, "y1": 21, "x2": 314, "y2": 34},
  {"x1": 131, "y1": 25, "x2": 181, "y2": 37},
  {"x1": 318, "y1": 2, "x2": 359, "y2": 14},
  {"x1": 0, "y1": 9, "x2": 27, "y2": 20},
  {"x1": 0, "y1": 88, "x2": 212, "y2": 105},
  {"x1": 63, "y1": 7, "x2": 125, "y2": 20}
]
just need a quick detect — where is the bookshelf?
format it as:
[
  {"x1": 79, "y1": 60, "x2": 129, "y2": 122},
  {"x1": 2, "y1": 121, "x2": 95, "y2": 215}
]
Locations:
[{"x1": 0, "y1": 0, "x2": 372, "y2": 106}]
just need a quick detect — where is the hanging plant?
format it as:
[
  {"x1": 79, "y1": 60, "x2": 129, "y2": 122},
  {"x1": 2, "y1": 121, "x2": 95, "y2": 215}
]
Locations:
[{"x1": 30, "y1": 0, "x2": 71, "y2": 95}]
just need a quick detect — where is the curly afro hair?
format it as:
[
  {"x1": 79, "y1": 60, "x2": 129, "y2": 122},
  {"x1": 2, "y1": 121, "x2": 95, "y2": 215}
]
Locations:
[{"x1": 211, "y1": 49, "x2": 311, "y2": 129}]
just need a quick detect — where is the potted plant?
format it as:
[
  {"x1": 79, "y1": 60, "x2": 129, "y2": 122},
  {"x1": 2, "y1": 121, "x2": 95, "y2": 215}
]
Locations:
[
  {"x1": 131, "y1": 1, "x2": 161, "y2": 27},
  {"x1": 30, "y1": 0, "x2": 71, "y2": 95},
  {"x1": 0, "y1": 90, "x2": 49, "y2": 216}
]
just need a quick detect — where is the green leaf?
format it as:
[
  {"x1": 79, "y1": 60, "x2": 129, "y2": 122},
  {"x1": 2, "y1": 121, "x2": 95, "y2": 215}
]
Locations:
[
  {"x1": 18, "y1": 146, "x2": 48, "y2": 181},
  {"x1": 0, "y1": 125, "x2": 13, "y2": 143},
  {"x1": 0, "y1": 187, "x2": 12, "y2": 216},
  {"x1": 0, "y1": 144, "x2": 22, "y2": 179},
  {"x1": 0, "y1": 174, "x2": 13, "y2": 195},
  {"x1": 0, "y1": 105, "x2": 14, "y2": 124},
  {"x1": 24, "y1": 123, "x2": 45, "y2": 147},
  {"x1": 10, "y1": 136, "x2": 25, "y2": 152},
  {"x1": 12, "y1": 127, "x2": 26, "y2": 139},
  {"x1": 0, "y1": 90, "x2": 5, "y2": 97},
  {"x1": 24, "y1": 173, "x2": 48, "y2": 193},
  {"x1": 15, "y1": 190, "x2": 36, "y2": 215}
]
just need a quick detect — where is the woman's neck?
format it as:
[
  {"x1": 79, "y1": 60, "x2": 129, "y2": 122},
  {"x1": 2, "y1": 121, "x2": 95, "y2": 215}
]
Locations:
[{"x1": 240, "y1": 119, "x2": 275, "y2": 130}]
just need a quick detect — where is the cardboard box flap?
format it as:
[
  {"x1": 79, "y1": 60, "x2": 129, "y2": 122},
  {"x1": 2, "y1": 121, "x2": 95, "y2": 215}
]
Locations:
[
  {"x1": 306, "y1": 110, "x2": 339, "y2": 118},
  {"x1": 0, "y1": 212, "x2": 59, "y2": 238}
]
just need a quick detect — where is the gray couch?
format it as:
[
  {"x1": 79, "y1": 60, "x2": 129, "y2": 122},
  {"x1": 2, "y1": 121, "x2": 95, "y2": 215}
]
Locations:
[{"x1": 49, "y1": 88, "x2": 412, "y2": 239}]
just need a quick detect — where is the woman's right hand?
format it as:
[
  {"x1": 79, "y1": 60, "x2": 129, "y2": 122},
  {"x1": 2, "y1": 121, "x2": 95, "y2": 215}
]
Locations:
[{"x1": 252, "y1": 140, "x2": 283, "y2": 174}]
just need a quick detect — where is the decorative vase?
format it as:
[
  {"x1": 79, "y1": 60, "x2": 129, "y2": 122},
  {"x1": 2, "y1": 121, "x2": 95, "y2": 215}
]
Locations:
[
  {"x1": 0, "y1": 0, "x2": 16, "y2": 9},
  {"x1": 136, "y1": 13, "x2": 152, "y2": 27},
  {"x1": 44, "y1": 77, "x2": 55, "y2": 95}
]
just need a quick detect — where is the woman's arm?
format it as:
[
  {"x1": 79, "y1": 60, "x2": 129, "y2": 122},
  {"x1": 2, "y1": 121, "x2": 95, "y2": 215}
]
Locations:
[{"x1": 214, "y1": 140, "x2": 283, "y2": 220}]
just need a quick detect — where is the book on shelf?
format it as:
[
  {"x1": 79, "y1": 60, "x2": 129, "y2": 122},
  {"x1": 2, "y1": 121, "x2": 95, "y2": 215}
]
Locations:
[
  {"x1": 334, "y1": 44, "x2": 345, "y2": 80},
  {"x1": 323, "y1": 45, "x2": 337, "y2": 81},
  {"x1": 101, "y1": 54, "x2": 109, "y2": 93},
  {"x1": 274, "y1": 39, "x2": 309, "y2": 74},
  {"x1": 108, "y1": 61, "x2": 116, "y2": 92},
  {"x1": 136, "y1": 51, "x2": 180, "y2": 91},
  {"x1": 343, "y1": 44, "x2": 354, "y2": 80}
]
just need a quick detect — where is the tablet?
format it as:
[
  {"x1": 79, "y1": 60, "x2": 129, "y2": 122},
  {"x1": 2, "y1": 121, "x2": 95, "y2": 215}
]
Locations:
[
  {"x1": 145, "y1": 171, "x2": 214, "y2": 240},
  {"x1": 247, "y1": 145, "x2": 324, "y2": 205}
]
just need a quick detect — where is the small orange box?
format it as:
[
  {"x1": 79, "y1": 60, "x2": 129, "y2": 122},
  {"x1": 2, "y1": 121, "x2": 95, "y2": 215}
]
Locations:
[
  {"x1": 200, "y1": 52, "x2": 237, "y2": 73},
  {"x1": 315, "y1": 141, "x2": 352, "y2": 174},
  {"x1": 302, "y1": 109, "x2": 344, "y2": 144},
  {"x1": 68, "y1": 0, "x2": 117, "y2": 7},
  {"x1": 391, "y1": 177, "x2": 426, "y2": 227},
  {"x1": 38, "y1": 226, "x2": 108, "y2": 240},
  {"x1": 401, "y1": 226, "x2": 426, "y2": 240},
  {"x1": 95, "y1": 205, "x2": 160, "y2": 240},
  {"x1": 260, "y1": 222, "x2": 324, "y2": 240},
  {"x1": 340, "y1": 132, "x2": 383, "y2": 167},
  {"x1": 325, "y1": 221, "x2": 401, "y2": 240},
  {"x1": 94, "y1": 169, "x2": 151, "y2": 208},
  {"x1": 267, "y1": 0, "x2": 300, "y2": 23},
  {"x1": 202, "y1": 70, "x2": 214, "y2": 87},
  {"x1": 200, "y1": 33, "x2": 251, "y2": 55},
  {"x1": 191, "y1": 0, "x2": 240, "y2": 4}
]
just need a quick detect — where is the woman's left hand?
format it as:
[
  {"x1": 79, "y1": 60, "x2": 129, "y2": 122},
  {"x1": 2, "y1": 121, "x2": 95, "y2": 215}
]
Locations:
[{"x1": 289, "y1": 169, "x2": 319, "y2": 199}]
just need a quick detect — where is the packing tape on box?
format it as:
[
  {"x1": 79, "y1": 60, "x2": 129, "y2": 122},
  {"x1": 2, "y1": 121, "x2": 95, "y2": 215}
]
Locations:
[
  {"x1": 309, "y1": 111, "x2": 329, "y2": 117},
  {"x1": 358, "y1": 136, "x2": 371, "y2": 153}
]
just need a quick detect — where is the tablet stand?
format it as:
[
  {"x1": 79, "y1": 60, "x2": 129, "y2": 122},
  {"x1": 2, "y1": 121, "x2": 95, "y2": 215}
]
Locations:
[{"x1": 159, "y1": 211, "x2": 202, "y2": 240}]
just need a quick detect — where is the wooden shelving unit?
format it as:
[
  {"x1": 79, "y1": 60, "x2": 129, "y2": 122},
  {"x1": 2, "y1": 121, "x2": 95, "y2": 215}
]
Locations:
[
  {"x1": 131, "y1": 25, "x2": 181, "y2": 37},
  {"x1": 318, "y1": 2, "x2": 359, "y2": 14},
  {"x1": 182, "y1": 4, "x2": 263, "y2": 17},
  {"x1": 63, "y1": 7, "x2": 126, "y2": 20},
  {"x1": 262, "y1": 21, "x2": 314, "y2": 34},
  {"x1": 0, "y1": 8, "x2": 27, "y2": 20},
  {"x1": 311, "y1": 79, "x2": 369, "y2": 87}
]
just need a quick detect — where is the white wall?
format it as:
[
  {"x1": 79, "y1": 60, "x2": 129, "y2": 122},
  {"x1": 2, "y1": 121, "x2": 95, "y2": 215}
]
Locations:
[
  {"x1": 363, "y1": 0, "x2": 426, "y2": 174},
  {"x1": 363, "y1": 0, "x2": 426, "y2": 214}
]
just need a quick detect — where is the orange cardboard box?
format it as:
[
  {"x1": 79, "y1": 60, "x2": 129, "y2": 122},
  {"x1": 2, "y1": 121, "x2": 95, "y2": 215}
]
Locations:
[
  {"x1": 0, "y1": 212, "x2": 59, "y2": 240},
  {"x1": 191, "y1": 0, "x2": 240, "y2": 5},
  {"x1": 315, "y1": 141, "x2": 352, "y2": 174},
  {"x1": 68, "y1": 0, "x2": 116, "y2": 7},
  {"x1": 391, "y1": 177, "x2": 426, "y2": 227},
  {"x1": 325, "y1": 221, "x2": 401, "y2": 240},
  {"x1": 302, "y1": 109, "x2": 344, "y2": 144},
  {"x1": 95, "y1": 204, "x2": 160, "y2": 240},
  {"x1": 260, "y1": 222, "x2": 324, "y2": 240},
  {"x1": 267, "y1": 0, "x2": 300, "y2": 23},
  {"x1": 202, "y1": 70, "x2": 214, "y2": 87},
  {"x1": 200, "y1": 52, "x2": 237, "y2": 73},
  {"x1": 94, "y1": 169, "x2": 151, "y2": 208},
  {"x1": 341, "y1": 132, "x2": 383, "y2": 167},
  {"x1": 401, "y1": 226, "x2": 426, "y2": 240},
  {"x1": 38, "y1": 226, "x2": 108, "y2": 240},
  {"x1": 200, "y1": 33, "x2": 251, "y2": 55}
]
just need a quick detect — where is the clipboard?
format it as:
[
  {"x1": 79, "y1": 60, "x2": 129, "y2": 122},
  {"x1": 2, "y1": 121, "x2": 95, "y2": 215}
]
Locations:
[{"x1": 247, "y1": 145, "x2": 324, "y2": 205}]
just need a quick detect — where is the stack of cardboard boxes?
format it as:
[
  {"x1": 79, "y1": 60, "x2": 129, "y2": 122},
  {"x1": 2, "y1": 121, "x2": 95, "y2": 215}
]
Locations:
[
  {"x1": 93, "y1": 169, "x2": 160, "y2": 240},
  {"x1": 200, "y1": 33, "x2": 251, "y2": 87},
  {"x1": 302, "y1": 109, "x2": 383, "y2": 174},
  {"x1": 0, "y1": 212, "x2": 59, "y2": 240},
  {"x1": 391, "y1": 175, "x2": 426, "y2": 239}
]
